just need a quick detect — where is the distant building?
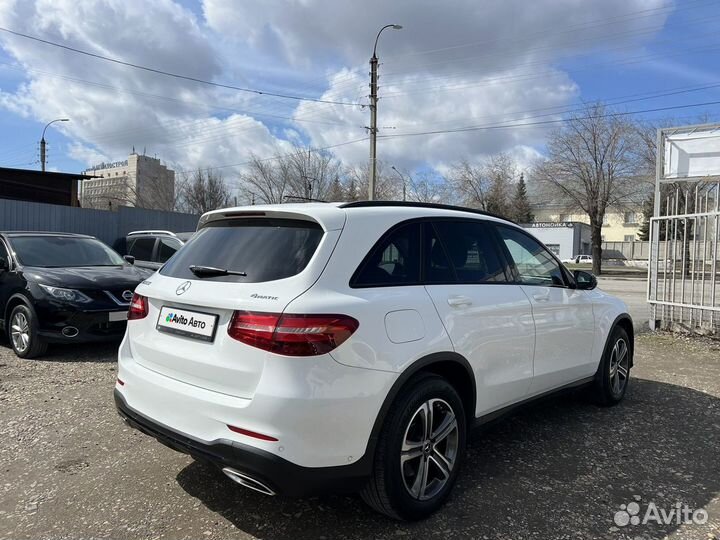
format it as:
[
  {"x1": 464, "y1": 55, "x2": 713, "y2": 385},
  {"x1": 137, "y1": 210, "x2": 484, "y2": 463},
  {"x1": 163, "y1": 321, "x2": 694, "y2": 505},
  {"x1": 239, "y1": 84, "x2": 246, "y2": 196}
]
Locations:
[
  {"x1": 531, "y1": 203, "x2": 644, "y2": 242},
  {"x1": 80, "y1": 152, "x2": 175, "y2": 210},
  {"x1": 522, "y1": 222, "x2": 592, "y2": 260},
  {"x1": 0, "y1": 166, "x2": 93, "y2": 207}
]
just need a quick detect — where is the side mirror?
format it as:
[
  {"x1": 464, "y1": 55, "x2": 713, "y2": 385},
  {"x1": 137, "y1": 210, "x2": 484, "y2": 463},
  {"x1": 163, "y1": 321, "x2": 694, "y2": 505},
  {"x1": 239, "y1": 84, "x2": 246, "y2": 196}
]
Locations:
[
  {"x1": 0, "y1": 256, "x2": 8, "y2": 272},
  {"x1": 123, "y1": 255, "x2": 135, "y2": 265},
  {"x1": 573, "y1": 270, "x2": 597, "y2": 290}
]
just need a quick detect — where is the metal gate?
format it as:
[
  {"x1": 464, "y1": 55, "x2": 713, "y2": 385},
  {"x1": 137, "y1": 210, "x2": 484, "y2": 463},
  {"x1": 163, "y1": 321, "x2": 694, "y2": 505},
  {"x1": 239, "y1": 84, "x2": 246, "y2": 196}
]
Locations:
[{"x1": 648, "y1": 123, "x2": 720, "y2": 334}]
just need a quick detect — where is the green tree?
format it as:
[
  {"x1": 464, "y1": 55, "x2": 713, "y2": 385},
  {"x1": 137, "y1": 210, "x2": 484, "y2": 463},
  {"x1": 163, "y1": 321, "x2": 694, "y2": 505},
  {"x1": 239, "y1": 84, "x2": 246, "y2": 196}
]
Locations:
[
  {"x1": 511, "y1": 173, "x2": 534, "y2": 223},
  {"x1": 638, "y1": 195, "x2": 653, "y2": 241}
]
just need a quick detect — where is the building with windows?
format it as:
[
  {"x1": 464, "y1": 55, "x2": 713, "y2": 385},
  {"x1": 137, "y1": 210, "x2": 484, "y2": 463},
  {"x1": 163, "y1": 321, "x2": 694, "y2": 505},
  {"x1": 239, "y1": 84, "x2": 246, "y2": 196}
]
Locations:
[
  {"x1": 531, "y1": 204, "x2": 644, "y2": 242},
  {"x1": 521, "y1": 222, "x2": 592, "y2": 261},
  {"x1": 80, "y1": 151, "x2": 175, "y2": 210}
]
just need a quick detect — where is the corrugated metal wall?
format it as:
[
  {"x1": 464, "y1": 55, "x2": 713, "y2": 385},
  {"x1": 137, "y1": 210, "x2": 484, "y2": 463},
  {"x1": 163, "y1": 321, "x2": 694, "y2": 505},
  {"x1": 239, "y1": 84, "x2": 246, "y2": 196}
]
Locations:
[{"x1": 0, "y1": 200, "x2": 199, "y2": 248}]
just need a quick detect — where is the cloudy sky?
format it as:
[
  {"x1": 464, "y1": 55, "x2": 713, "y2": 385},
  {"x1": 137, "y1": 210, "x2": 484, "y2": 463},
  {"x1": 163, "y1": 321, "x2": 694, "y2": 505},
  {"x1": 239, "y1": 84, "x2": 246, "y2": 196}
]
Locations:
[{"x1": 0, "y1": 0, "x2": 718, "y2": 189}]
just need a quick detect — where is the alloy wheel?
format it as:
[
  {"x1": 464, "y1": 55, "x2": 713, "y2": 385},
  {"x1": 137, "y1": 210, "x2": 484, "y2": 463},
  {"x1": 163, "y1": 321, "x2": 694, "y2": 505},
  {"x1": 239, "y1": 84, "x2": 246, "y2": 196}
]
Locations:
[
  {"x1": 609, "y1": 337, "x2": 629, "y2": 396},
  {"x1": 400, "y1": 398, "x2": 459, "y2": 501},
  {"x1": 10, "y1": 311, "x2": 30, "y2": 353}
]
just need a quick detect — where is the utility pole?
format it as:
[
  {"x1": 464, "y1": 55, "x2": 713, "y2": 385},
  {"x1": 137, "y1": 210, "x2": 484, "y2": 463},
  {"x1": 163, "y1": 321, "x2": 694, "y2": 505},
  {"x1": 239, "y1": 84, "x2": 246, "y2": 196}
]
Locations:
[
  {"x1": 368, "y1": 24, "x2": 402, "y2": 201},
  {"x1": 40, "y1": 118, "x2": 69, "y2": 172},
  {"x1": 368, "y1": 53, "x2": 378, "y2": 200}
]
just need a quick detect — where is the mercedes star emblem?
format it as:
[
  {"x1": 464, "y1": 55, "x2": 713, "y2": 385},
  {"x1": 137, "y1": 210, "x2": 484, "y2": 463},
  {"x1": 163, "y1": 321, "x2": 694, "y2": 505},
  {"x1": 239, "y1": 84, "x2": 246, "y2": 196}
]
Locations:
[{"x1": 176, "y1": 281, "x2": 192, "y2": 295}]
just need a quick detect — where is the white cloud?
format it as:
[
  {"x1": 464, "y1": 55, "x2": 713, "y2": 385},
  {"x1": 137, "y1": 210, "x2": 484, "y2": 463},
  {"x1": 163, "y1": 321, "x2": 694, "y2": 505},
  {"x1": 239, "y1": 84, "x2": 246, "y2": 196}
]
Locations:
[
  {"x1": 0, "y1": 0, "x2": 671, "y2": 181},
  {"x1": 203, "y1": 0, "x2": 669, "y2": 171}
]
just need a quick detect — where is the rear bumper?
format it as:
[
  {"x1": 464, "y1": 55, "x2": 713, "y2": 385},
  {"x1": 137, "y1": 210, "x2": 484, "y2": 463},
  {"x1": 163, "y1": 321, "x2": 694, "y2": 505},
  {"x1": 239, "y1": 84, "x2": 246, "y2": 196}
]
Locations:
[{"x1": 114, "y1": 389, "x2": 371, "y2": 496}]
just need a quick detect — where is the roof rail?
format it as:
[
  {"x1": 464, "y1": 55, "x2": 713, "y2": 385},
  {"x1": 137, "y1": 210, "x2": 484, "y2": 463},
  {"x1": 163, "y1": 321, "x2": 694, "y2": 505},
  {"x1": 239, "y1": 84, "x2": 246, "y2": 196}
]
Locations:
[
  {"x1": 127, "y1": 230, "x2": 177, "y2": 237},
  {"x1": 338, "y1": 201, "x2": 516, "y2": 224}
]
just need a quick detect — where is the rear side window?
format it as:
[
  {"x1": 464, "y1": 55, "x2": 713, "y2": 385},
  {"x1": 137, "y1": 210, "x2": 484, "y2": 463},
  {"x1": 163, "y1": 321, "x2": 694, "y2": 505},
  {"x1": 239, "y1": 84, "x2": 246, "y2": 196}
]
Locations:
[
  {"x1": 128, "y1": 237, "x2": 155, "y2": 261},
  {"x1": 351, "y1": 222, "x2": 421, "y2": 287},
  {"x1": 157, "y1": 238, "x2": 182, "y2": 263},
  {"x1": 428, "y1": 221, "x2": 508, "y2": 283},
  {"x1": 160, "y1": 218, "x2": 323, "y2": 283}
]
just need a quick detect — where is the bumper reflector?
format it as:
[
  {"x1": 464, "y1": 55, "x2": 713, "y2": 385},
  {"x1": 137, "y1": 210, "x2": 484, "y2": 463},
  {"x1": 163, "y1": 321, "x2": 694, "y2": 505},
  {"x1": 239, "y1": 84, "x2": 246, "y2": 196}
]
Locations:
[{"x1": 227, "y1": 424, "x2": 278, "y2": 442}]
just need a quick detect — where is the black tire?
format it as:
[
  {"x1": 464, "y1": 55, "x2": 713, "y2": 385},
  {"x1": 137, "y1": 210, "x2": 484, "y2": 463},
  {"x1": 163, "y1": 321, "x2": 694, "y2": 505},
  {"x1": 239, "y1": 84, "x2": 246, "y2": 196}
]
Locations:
[
  {"x1": 8, "y1": 304, "x2": 47, "y2": 359},
  {"x1": 591, "y1": 326, "x2": 631, "y2": 406},
  {"x1": 360, "y1": 374, "x2": 466, "y2": 520}
]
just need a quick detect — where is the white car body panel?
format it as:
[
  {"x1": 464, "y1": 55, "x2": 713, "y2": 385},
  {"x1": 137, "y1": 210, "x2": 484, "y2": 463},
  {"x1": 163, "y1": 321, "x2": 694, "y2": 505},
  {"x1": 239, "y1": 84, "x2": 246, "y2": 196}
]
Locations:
[
  {"x1": 524, "y1": 285, "x2": 597, "y2": 395},
  {"x1": 116, "y1": 202, "x2": 632, "y2": 479},
  {"x1": 424, "y1": 283, "x2": 535, "y2": 415}
]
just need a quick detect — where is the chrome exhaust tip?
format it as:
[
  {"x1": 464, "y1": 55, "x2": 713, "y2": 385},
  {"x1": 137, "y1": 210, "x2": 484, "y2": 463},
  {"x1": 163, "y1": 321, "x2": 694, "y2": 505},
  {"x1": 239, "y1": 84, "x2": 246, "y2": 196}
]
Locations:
[
  {"x1": 61, "y1": 326, "x2": 79, "y2": 338},
  {"x1": 221, "y1": 467, "x2": 276, "y2": 496}
]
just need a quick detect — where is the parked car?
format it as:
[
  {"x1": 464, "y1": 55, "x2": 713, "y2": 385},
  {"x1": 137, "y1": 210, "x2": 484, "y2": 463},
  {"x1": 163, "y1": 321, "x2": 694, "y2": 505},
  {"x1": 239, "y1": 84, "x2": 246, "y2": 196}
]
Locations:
[
  {"x1": 562, "y1": 254, "x2": 593, "y2": 265},
  {"x1": 124, "y1": 230, "x2": 194, "y2": 271},
  {"x1": 115, "y1": 202, "x2": 633, "y2": 520},
  {"x1": 0, "y1": 232, "x2": 147, "y2": 358}
]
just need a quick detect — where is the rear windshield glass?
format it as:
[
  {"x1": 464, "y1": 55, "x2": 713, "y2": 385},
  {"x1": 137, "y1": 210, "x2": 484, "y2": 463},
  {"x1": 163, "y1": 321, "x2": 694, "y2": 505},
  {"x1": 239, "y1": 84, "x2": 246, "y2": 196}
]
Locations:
[
  {"x1": 10, "y1": 236, "x2": 124, "y2": 267},
  {"x1": 160, "y1": 218, "x2": 324, "y2": 283}
]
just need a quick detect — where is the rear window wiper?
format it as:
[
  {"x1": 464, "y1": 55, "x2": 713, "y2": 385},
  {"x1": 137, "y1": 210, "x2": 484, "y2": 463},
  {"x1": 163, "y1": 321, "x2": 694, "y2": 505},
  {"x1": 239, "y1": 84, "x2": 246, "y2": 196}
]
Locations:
[{"x1": 188, "y1": 265, "x2": 247, "y2": 277}]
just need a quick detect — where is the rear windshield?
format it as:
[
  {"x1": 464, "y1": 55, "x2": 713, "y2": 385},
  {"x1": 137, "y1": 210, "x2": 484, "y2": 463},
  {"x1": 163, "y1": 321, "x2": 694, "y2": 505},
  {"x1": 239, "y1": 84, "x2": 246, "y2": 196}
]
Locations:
[
  {"x1": 160, "y1": 218, "x2": 324, "y2": 283},
  {"x1": 10, "y1": 236, "x2": 124, "y2": 267}
]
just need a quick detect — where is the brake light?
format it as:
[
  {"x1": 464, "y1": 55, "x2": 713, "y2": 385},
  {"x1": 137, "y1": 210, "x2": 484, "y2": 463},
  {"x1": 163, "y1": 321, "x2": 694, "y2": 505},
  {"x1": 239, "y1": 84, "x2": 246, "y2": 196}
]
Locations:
[
  {"x1": 227, "y1": 311, "x2": 359, "y2": 356},
  {"x1": 128, "y1": 293, "x2": 148, "y2": 320}
]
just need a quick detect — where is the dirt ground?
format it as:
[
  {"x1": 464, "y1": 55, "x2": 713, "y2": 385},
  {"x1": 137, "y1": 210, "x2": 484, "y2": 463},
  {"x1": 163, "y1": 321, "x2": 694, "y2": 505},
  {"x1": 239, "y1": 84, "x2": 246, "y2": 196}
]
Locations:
[{"x1": 1, "y1": 332, "x2": 719, "y2": 540}]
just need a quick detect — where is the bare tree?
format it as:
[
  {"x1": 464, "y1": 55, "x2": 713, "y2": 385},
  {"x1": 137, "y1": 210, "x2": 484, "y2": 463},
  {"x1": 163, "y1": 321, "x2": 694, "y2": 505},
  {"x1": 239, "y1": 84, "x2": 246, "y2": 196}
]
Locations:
[
  {"x1": 177, "y1": 168, "x2": 231, "y2": 214},
  {"x1": 448, "y1": 159, "x2": 490, "y2": 209},
  {"x1": 405, "y1": 171, "x2": 448, "y2": 203},
  {"x1": 239, "y1": 147, "x2": 343, "y2": 203},
  {"x1": 534, "y1": 104, "x2": 644, "y2": 274},
  {"x1": 449, "y1": 153, "x2": 519, "y2": 218},
  {"x1": 345, "y1": 161, "x2": 400, "y2": 201},
  {"x1": 484, "y1": 154, "x2": 517, "y2": 217}
]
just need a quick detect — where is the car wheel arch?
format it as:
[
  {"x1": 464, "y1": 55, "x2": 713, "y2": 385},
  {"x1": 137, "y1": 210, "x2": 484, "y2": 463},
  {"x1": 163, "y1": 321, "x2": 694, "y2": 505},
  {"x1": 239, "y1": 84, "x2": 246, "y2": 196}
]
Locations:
[
  {"x1": 363, "y1": 352, "x2": 476, "y2": 460},
  {"x1": 613, "y1": 314, "x2": 634, "y2": 367},
  {"x1": 596, "y1": 314, "x2": 634, "y2": 373},
  {"x1": 4, "y1": 293, "x2": 35, "y2": 332}
]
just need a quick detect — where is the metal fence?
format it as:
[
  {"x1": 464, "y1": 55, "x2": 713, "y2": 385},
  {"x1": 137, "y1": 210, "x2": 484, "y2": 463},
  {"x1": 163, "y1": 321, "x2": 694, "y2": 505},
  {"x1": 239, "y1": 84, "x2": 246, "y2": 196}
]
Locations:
[
  {"x1": 648, "y1": 123, "x2": 720, "y2": 334},
  {"x1": 0, "y1": 199, "x2": 199, "y2": 249}
]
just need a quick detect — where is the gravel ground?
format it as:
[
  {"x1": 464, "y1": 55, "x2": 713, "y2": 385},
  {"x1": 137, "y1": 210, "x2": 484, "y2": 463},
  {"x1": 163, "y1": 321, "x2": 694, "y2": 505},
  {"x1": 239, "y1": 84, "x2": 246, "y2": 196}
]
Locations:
[{"x1": 0, "y1": 333, "x2": 719, "y2": 540}]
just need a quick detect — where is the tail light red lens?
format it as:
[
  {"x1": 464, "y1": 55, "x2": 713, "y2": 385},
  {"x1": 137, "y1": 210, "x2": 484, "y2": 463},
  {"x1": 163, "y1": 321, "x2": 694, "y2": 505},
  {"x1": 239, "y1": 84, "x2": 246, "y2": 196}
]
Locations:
[
  {"x1": 128, "y1": 293, "x2": 149, "y2": 320},
  {"x1": 227, "y1": 311, "x2": 359, "y2": 356}
]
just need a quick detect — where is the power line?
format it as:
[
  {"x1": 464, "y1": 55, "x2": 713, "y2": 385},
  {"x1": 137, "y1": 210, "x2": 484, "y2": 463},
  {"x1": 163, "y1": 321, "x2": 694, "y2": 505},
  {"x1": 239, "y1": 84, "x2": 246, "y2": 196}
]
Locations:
[
  {"x1": 0, "y1": 26, "x2": 361, "y2": 107},
  {"x1": 379, "y1": 100, "x2": 720, "y2": 139},
  {"x1": 383, "y1": 0, "x2": 711, "y2": 61},
  {"x1": 173, "y1": 137, "x2": 369, "y2": 174},
  {"x1": 393, "y1": 81, "x2": 720, "y2": 132},
  {"x1": 380, "y1": 42, "x2": 720, "y2": 98},
  {"x1": 380, "y1": 21, "x2": 720, "y2": 88}
]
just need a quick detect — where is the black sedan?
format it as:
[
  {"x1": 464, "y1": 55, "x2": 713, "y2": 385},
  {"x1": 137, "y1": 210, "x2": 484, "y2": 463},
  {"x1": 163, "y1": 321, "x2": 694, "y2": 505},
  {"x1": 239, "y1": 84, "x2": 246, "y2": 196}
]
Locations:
[{"x1": 0, "y1": 232, "x2": 148, "y2": 358}]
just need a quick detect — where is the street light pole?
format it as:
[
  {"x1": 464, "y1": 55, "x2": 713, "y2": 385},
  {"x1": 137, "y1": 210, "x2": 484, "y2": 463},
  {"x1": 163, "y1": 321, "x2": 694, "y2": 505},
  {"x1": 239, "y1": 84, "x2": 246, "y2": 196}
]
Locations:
[
  {"x1": 40, "y1": 118, "x2": 69, "y2": 172},
  {"x1": 391, "y1": 165, "x2": 407, "y2": 201},
  {"x1": 368, "y1": 24, "x2": 402, "y2": 201}
]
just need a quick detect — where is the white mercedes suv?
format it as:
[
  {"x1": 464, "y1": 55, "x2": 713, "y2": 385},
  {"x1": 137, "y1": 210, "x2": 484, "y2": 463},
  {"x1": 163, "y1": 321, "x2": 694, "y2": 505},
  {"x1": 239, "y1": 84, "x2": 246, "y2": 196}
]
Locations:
[{"x1": 115, "y1": 201, "x2": 633, "y2": 520}]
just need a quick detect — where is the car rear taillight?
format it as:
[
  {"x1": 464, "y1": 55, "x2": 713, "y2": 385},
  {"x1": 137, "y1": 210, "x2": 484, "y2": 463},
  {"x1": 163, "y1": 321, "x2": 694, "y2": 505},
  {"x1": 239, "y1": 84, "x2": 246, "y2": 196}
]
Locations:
[
  {"x1": 227, "y1": 311, "x2": 359, "y2": 356},
  {"x1": 128, "y1": 293, "x2": 149, "y2": 320}
]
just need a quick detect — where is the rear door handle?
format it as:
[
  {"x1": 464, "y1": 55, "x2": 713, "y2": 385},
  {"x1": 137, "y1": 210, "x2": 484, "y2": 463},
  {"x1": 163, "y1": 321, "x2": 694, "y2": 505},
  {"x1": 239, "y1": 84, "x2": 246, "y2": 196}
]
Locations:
[
  {"x1": 532, "y1": 292, "x2": 550, "y2": 302},
  {"x1": 447, "y1": 295, "x2": 472, "y2": 307}
]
